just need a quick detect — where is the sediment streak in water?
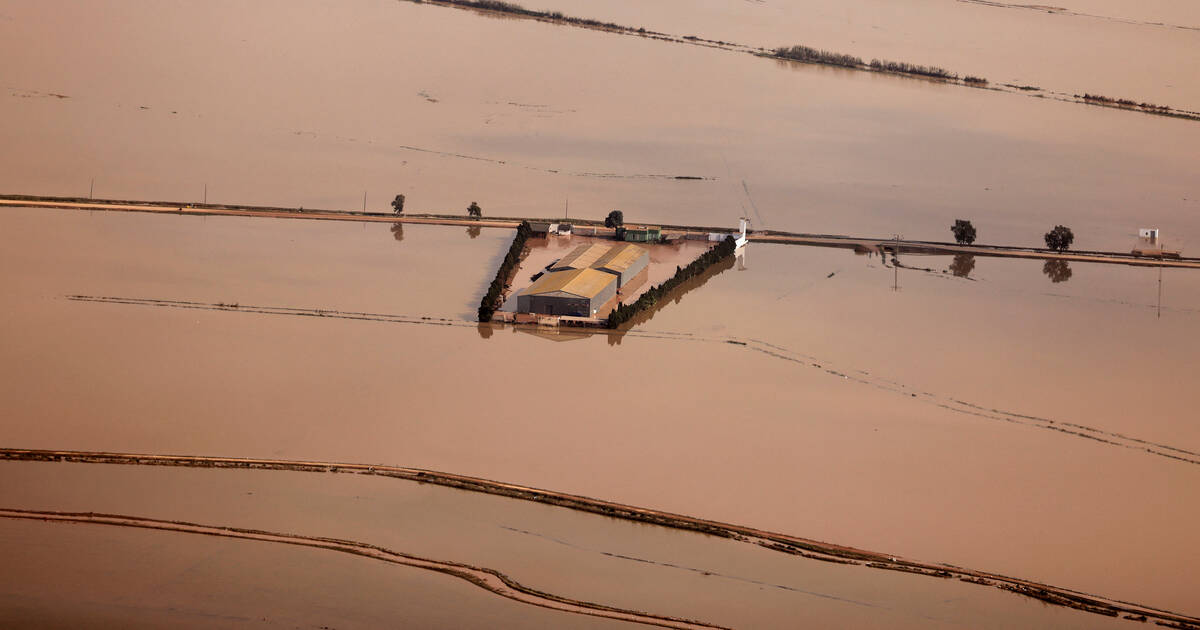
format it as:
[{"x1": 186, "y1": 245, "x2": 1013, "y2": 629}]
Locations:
[{"x1": 63, "y1": 294, "x2": 1200, "y2": 468}]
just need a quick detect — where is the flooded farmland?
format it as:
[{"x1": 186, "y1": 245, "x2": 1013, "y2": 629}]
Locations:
[
  {"x1": 1, "y1": 0, "x2": 1198, "y2": 251},
  {"x1": 2, "y1": 206, "x2": 1198, "y2": 623},
  {"x1": 1, "y1": 0, "x2": 1198, "y2": 626}
]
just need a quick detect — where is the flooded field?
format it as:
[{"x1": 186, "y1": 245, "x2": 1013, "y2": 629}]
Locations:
[
  {"x1": 2, "y1": 0, "x2": 1197, "y2": 625},
  {"x1": 0, "y1": 460, "x2": 1135, "y2": 629},
  {"x1": 1, "y1": 206, "x2": 1197, "y2": 619},
  {"x1": 1, "y1": 0, "x2": 1198, "y2": 251},
  {"x1": 0, "y1": 519, "x2": 627, "y2": 630},
  {"x1": 520, "y1": 0, "x2": 1200, "y2": 110}
]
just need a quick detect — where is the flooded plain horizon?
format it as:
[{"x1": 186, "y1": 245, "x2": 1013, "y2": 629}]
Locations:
[
  {"x1": 2, "y1": 0, "x2": 1197, "y2": 626},
  {"x1": 2, "y1": 0, "x2": 1198, "y2": 252}
]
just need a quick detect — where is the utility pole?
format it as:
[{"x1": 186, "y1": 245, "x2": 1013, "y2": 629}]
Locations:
[
  {"x1": 89, "y1": 177, "x2": 94, "y2": 199},
  {"x1": 564, "y1": 196, "x2": 569, "y2": 221},
  {"x1": 892, "y1": 234, "x2": 902, "y2": 292},
  {"x1": 363, "y1": 191, "x2": 367, "y2": 212},
  {"x1": 1157, "y1": 265, "x2": 1163, "y2": 319},
  {"x1": 203, "y1": 183, "x2": 207, "y2": 205}
]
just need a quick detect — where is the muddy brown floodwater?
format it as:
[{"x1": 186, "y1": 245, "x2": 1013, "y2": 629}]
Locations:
[
  {"x1": 1, "y1": 206, "x2": 1197, "y2": 619},
  {"x1": 0, "y1": 460, "x2": 1140, "y2": 629},
  {"x1": 519, "y1": 0, "x2": 1200, "y2": 110},
  {"x1": 1, "y1": 0, "x2": 1197, "y2": 252},
  {"x1": 1, "y1": 0, "x2": 1198, "y2": 624}
]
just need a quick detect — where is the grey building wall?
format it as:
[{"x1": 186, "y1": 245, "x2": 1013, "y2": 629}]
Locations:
[{"x1": 517, "y1": 281, "x2": 616, "y2": 317}]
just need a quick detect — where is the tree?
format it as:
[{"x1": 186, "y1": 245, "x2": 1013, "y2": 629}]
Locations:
[
  {"x1": 1044, "y1": 225, "x2": 1074, "y2": 252},
  {"x1": 605, "y1": 210, "x2": 624, "y2": 229},
  {"x1": 391, "y1": 194, "x2": 405, "y2": 214},
  {"x1": 1043, "y1": 259, "x2": 1072, "y2": 283},
  {"x1": 467, "y1": 201, "x2": 482, "y2": 219},
  {"x1": 951, "y1": 219, "x2": 976, "y2": 245}
]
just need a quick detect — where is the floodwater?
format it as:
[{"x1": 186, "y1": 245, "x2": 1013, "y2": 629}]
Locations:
[
  {"x1": 2, "y1": 0, "x2": 1198, "y2": 623},
  {"x1": 0, "y1": 460, "x2": 1132, "y2": 630},
  {"x1": 1, "y1": 0, "x2": 1198, "y2": 252},
  {"x1": 0, "y1": 519, "x2": 627, "y2": 630},
  {"x1": 1, "y1": 206, "x2": 1197, "y2": 617},
  {"x1": 521, "y1": 0, "x2": 1200, "y2": 110}
]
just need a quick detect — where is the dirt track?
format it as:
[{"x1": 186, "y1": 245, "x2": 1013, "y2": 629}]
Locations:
[{"x1": 2, "y1": 448, "x2": 1197, "y2": 628}]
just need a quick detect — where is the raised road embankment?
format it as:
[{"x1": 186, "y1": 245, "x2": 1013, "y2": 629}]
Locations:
[{"x1": 4, "y1": 195, "x2": 1197, "y2": 269}]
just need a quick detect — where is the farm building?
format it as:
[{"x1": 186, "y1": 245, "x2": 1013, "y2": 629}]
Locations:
[
  {"x1": 549, "y1": 243, "x2": 611, "y2": 271},
  {"x1": 592, "y1": 243, "x2": 649, "y2": 289},
  {"x1": 620, "y1": 226, "x2": 661, "y2": 243},
  {"x1": 516, "y1": 268, "x2": 617, "y2": 317}
]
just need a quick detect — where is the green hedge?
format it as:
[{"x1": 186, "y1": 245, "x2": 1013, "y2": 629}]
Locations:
[
  {"x1": 607, "y1": 236, "x2": 737, "y2": 328},
  {"x1": 478, "y1": 221, "x2": 532, "y2": 322}
]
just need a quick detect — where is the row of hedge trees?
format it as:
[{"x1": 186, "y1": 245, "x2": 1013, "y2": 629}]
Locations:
[
  {"x1": 951, "y1": 219, "x2": 1075, "y2": 252},
  {"x1": 607, "y1": 236, "x2": 738, "y2": 329},
  {"x1": 478, "y1": 221, "x2": 532, "y2": 322}
]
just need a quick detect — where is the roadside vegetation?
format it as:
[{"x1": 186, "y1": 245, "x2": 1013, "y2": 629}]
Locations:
[
  {"x1": 607, "y1": 236, "x2": 737, "y2": 328},
  {"x1": 951, "y1": 219, "x2": 977, "y2": 245},
  {"x1": 1044, "y1": 225, "x2": 1075, "y2": 252},
  {"x1": 604, "y1": 210, "x2": 624, "y2": 228},
  {"x1": 1079, "y1": 93, "x2": 1172, "y2": 113},
  {"x1": 468, "y1": 201, "x2": 482, "y2": 218},
  {"x1": 392, "y1": 194, "x2": 405, "y2": 214},
  {"x1": 869, "y1": 58, "x2": 957, "y2": 80},
  {"x1": 411, "y1": 0, "x2": 1196, "y2": 123},
  {"x1": 478, "y1": 221, "x2": 532, "y2": 322},
  {"x1": 772, "y1": 45, "x2": 862, "y2": 68}
]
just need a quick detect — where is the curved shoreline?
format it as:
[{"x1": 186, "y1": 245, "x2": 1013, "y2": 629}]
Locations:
[
  {"x1": 2, "y1": 448, "x2": 1197, "y2": 628},
  {"x1": 0, "y1": 508, "x2": 726, "y2": 630}
]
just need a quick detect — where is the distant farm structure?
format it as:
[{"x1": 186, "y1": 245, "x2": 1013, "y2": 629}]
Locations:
[{"x1": 515, "y1": 242, "x2": 650, "y2": 317}]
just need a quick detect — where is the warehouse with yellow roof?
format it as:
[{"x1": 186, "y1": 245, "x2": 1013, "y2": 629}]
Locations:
[{"x1": 516, "y1": 242, "x2": 650, "y2": 317}]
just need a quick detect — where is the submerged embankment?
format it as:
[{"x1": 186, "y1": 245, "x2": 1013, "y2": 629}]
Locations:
[{"x1": 2, "y1": 448, "x2": 1196, "y2": 628}]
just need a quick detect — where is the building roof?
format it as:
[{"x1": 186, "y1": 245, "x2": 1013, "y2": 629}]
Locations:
[
  {"x1": 593, "y1": 243, "x2": 648, "y2": 274},
  {"x1": 550, "y1": 243, "x2": 611, "y2": 270},
  {"x1": 520, "y1": 268, "x2": 615, "y2": 299}
]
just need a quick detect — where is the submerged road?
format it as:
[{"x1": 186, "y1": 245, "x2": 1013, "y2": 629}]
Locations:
[{"x1": 4, "y1": 196, "x2": 1198, "y2": 269}]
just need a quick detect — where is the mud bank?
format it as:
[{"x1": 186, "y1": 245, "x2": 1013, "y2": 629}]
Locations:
[
  {"x1": 2, "y1": 448, "x2": 1195, "y2": 629},
  {"x1": 0, "y1": 508, "x2": 724, "y2": 630}
]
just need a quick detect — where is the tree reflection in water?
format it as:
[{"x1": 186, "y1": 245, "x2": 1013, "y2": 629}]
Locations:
[
  {"x1": 949, "y1": 254, "x2": 975, "y2": 278},
  {"x1": 1043, "y1": 259, "x2": 1072, "y2": 283},
  {"x1": 476, "y1": 322, "x2": 493, "y2": 339},
  {"x1": 390, "y1": 222, "x2": 404, "y2": 242},
  {"x1": 467, "y1": 225, "x2": 481, "y2": 239}
]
